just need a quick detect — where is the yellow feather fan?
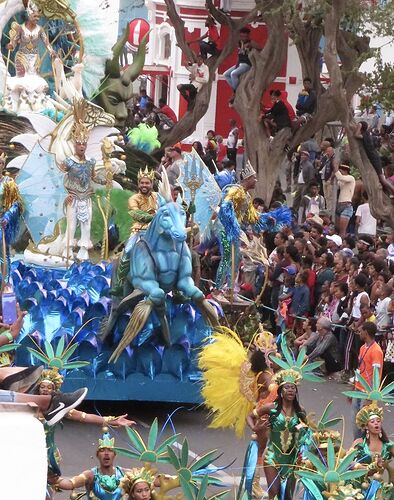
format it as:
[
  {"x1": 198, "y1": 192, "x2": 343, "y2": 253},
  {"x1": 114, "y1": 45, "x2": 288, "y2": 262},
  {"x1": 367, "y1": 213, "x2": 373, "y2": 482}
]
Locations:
[{"x1": 198, "y1": 326, "x2": 258, "y2": 438}]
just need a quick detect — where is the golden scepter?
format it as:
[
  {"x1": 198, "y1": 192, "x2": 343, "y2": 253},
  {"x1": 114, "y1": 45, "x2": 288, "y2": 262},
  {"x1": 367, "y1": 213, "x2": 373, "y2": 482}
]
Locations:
[{"x1": 97, "y1": 138, "x2": 113, "y2": 260}]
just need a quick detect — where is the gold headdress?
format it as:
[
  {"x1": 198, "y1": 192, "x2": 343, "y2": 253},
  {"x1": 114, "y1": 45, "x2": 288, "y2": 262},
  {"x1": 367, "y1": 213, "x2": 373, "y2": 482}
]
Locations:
[
  {"x1": 272, "y1": 368, "x2": 302, "y2": 387},
  {"x1": 71, "y1": 99, "x2": 90, "y2": 144},
  {"x1": 137, "y1": 165, "x2": 155, "y2": 182},
  {"x1": 39, "y1": 368, "x2": 64, "y2": 391},
  {"x1": 26, "y1": 0, "x2": 40, "y2": 16},
  {"x1": 98, "y1": 431, "x2": 115, "y2": 450},
  {"x1": 120, "y1": 467, "x2": 154, "y2": 495},
  {"x1": 356, "y1": 402, "x2": 384, "y2": 430},
  {"x1": 253, "y1": 326, "x2": 277, "y2": 356}
]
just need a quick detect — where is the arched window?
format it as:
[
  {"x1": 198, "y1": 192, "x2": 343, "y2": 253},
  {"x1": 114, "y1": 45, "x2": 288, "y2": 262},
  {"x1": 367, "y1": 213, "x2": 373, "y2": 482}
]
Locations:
[{"x1": 163, "y1": 33, "x2": 171, "y2": 60}]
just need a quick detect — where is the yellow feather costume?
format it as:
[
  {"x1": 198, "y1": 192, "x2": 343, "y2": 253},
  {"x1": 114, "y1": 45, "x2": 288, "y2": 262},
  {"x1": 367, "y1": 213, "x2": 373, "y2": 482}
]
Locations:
[{"x1": 198, "y1": 327, "x2": 258, "y2": 438}]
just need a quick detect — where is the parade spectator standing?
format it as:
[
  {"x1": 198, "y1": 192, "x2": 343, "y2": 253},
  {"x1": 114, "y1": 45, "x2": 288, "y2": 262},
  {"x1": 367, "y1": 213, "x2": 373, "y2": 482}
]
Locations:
[
  {"x1": 224, "y1": 28, "x2": 261, "y2": 100},
  {"x1": 215, "y1": 135, "x2": 227, "y2": 163},
  {"x1": 301, "y1": 135, "x2": 320, "y2": 162},
  {"x1": 351, "y1": 322, "x2": 383, "y2": 439},
  {"x1": 355, "y1": 191, "x2": 377, "y2": 237},
  {"x1": 299, "y1": 180, "x2": 325, "y2": 223},
  {"x1": 226, "y1": 119, "x2": 239, "y2": 163},
  {"x1": 177, "y1": 55, "x2": 209, "y2": 111},
  {"x1": 166, "y1": 147, "x2": 184, "y2": 187},
  {"x1": 335, "y1": 164, "x2": 355, "y2": 238},
  {"x1": 293, "y1": 150, "x2": 316, "y2": 215},
  {"x1": 318, "y1": 140, "x2": 336, "y2": 216}
]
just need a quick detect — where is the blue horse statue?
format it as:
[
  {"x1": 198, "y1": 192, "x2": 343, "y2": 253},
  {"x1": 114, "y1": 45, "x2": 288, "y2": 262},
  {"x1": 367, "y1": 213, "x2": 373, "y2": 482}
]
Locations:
[{"x1": 105, "y1": 170, "x2": 218, "y2": 362}]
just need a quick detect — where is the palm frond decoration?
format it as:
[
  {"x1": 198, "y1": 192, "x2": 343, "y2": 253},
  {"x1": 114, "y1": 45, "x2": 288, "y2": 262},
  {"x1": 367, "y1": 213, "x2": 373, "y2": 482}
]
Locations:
[
  {"x1": 307, "y1": 401, "x2": 343, "y2": 450},
  {"x1": 0, "y1": 343, "x2": 20, "y2": 354},
  {"x1": 27, "y1": 335, "x2": 90, "y2": 370},
  {"x1": 296, "y1": 438, "x2": 367, "y2": 497},
  {"x1": 113, "y1": 418, "x2": 179, "y2": 464},
  {"x1": 343, "y1": 365, "x2": 394, "y2": 404},
  {"x1": 270, "y1": 337, "x2": 324, "y2": 383}
]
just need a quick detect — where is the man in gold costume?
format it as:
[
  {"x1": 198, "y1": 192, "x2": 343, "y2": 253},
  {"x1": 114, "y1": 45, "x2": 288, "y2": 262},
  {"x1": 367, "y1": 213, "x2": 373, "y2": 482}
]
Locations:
[{"x1": 111, "y1": 167, "x2": 158, "y2": 296}]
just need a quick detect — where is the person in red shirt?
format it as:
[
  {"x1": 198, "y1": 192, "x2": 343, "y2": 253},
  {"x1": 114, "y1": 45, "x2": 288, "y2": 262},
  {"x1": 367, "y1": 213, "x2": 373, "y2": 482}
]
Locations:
[
  {"x1": 351, "y1": 322, "x2": 383, "y2": 439},
  {"x1": 281, "y1": 90, "x2": 296, "y2": 121},
  {"x1": 157, "y1": 98, "x2": 177, "y2": 124},
  {"x1": 188, "y1": 17, "x2": 220, "y2": 59}
]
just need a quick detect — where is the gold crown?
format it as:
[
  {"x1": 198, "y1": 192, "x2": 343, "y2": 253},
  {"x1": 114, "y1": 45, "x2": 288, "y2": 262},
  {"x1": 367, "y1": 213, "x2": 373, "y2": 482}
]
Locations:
[
  {"x1": 120, "y1": 467, "x2": 155, "y2": 495},
  {"x1": 253, "y1": 327, "x2": 276, "y2": 354},
  {"x1": 71, "y1": 99, "x2": 90, "y2": 144},
  {"x1": 39, "y1": 368, "x2": 64, "y2": 391},
  {"x1": 137, "y1": 166, "x2": 155, "y2": 182},
  {"x1": 273, "y1": 368, "x2": 302, "y2": 387},
  {"x1": 355, "y1": 402, "x2": 384, "y2": 430},
  {"x1": 98, "y1": 432, "x2": 115, "y2": 450}
]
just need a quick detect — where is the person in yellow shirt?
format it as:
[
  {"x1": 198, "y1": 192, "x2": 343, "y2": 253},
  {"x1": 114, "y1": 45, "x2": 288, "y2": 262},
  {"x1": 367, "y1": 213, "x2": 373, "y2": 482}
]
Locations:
[{"x1": 111, "y1": 167, "x2": 158, "y2": 296}]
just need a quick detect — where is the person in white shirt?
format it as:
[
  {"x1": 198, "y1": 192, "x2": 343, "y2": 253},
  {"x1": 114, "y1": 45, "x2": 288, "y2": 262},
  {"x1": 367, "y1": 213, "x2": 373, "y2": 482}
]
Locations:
[
  {"x1": 334, "y1": 164, "x2": 355, "y2": 238},
  {"x1": 355, "y1": 191, "x2": 377, "y2": 237},
  {"x1": 375, "y1": 284, "x2": 393, "y2": 332},
  {"x1": 177, "y1": 55, "x2": 209, "y2": 110},
  {"x1": 226, "y1": 119, "x2": 238, "y2": 163}
]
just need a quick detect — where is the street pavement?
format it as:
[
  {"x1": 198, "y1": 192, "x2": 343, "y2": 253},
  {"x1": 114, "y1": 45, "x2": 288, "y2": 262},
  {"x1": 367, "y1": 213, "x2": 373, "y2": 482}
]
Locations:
[{"x1": 54, "y1": 379, "x2": 394, "y2": 499}]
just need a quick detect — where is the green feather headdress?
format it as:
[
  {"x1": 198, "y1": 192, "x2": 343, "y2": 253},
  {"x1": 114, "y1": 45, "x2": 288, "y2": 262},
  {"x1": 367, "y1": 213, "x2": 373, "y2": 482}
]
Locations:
[{"x1": 269, "y1": 338, "x2": 324, "y2": 385}]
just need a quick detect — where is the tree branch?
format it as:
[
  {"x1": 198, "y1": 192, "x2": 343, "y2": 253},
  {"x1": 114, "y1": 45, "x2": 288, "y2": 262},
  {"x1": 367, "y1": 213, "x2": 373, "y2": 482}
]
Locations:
[{"x1": 163, "y1": 0, "x2": 196, "y2": 62}]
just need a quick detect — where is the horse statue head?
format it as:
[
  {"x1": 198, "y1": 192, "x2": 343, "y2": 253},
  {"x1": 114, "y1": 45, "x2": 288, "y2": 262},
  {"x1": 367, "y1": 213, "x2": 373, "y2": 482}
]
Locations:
[{"x1": 147, "y1": 168, "x2": 187, "y2": 243}]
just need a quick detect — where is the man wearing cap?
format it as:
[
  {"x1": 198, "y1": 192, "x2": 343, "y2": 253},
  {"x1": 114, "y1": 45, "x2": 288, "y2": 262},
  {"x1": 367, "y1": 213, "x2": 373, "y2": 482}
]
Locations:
[
  {"x1": 326, "y1": 234, "x2": 342, "y2": 253},
  {"x1": 293, "y1": 150, "x2": 316, "y2": 215},
  {"x1": 318, "y1": 140, "x2": 336, "y2": 216},
  {"x1": 335, "y1": 163, "x2": 355, "y2": 238},
  {"x1": 166, "y1": 146, "x2": 185, "y2": 187}
]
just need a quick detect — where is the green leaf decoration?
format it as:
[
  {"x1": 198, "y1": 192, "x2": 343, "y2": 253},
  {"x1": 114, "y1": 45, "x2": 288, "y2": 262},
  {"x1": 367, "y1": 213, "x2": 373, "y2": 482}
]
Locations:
[
  {"x1": 179, "y1": 475, "x2": 195, "y2": 500},
  {"x1": 55, "y1": 336, "x2": 65, "y2": 358},
  {"x1": 125, "y1": 426, "x2": 147, "y2": 454},
  {"x1": 62, "y1": 342, "x2": 78, "y2": 361},
  {"x1": 299, "y1": 478, "x2": 325, "y2": 500},
  {"x1": 0, "y1": 343, "x2": 20, "y2": 353},
  {"x1": 147, "y1": 418, "x2": 158, "y2": 450},
  {"x1": 27, "y1": 347, "x2": 50, "y2": 364},
  {"x1": 155, "y1": 434, "x2": 179, "y2": 455},
  {"x1": 196, "y1": 475, "x2": 209, "y2": 500},
  {"x1": 112, "y1": 447, "x2": 141, "y2": 461},
  {"x1": 190, "y1": 450, "x2": 221, "y2": 473},
  {"x1": 44, "y1": 340, "x2": 55, "y2": 360},
  {"x1": 62, "y1": 360, "x2": 90, "y2": 370},
  {"x1": 327, "y1": 437, "x2": 336, "y2": 470},
  {"x1": 342, "y1": 365, "x2": 394, "y2": 404},
  {"x1": 181, "y1": 439, "x2": 189, "y2": 467},
  {"x1": 166, "y1": 444, "x2": 181, "y2": 469}
]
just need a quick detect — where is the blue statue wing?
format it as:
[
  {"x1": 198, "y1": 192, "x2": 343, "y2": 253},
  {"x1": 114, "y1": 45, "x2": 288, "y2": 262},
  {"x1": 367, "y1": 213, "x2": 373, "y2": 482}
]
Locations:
[
  {"x1": 252, "y1": 206, "x2": 292, "y2": 234},
  {"x1": 178, "y1": 152, "x2": 221, "y2": 234},
  {"x1": 17, "y1": 142, "x2": 67, "y2": 245}
]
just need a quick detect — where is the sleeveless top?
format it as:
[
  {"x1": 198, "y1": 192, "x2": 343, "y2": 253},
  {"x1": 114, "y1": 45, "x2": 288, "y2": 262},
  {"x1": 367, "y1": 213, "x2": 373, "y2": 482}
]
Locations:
[
  {"x1": 352, "y1": 290, "x2": 370, "y2": 319},
  {"x1": 89, "y1": 466, "x2": 124, "y2": 500},
  {"x1": 354, "y1": 439, "x2": 394, "y2": 464}
]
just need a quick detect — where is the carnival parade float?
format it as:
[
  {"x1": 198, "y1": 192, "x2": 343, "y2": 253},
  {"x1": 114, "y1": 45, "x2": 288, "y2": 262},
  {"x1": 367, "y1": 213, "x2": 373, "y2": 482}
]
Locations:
[{"x1": 0, "y1": 0, "x2": 222, "y2": 402}]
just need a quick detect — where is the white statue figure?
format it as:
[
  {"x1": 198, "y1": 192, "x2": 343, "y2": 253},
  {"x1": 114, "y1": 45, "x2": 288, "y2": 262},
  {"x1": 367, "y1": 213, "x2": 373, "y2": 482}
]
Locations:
[
  {"x1": 59, "y1": 99, "x2": 106, "y2": 261},
  {"x1": 4, "y1": 0, "x2": 56, "y2": 112}
]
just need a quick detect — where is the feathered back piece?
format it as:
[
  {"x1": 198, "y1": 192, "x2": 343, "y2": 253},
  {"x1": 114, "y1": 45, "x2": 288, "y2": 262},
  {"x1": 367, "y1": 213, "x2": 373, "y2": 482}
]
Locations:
[
  {"x1": 198, "y1": 326, "x2": 257, "y2": 438},
  {"x1": 71, "y1": 99, "x2": 90, "y2": 144}
]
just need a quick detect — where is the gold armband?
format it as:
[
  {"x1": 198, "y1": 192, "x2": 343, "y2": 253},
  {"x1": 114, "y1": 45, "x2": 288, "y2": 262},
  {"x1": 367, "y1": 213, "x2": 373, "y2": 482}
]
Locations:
[{"x1": 252, "y1": 408, "x2": 259, "y2": 418}]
